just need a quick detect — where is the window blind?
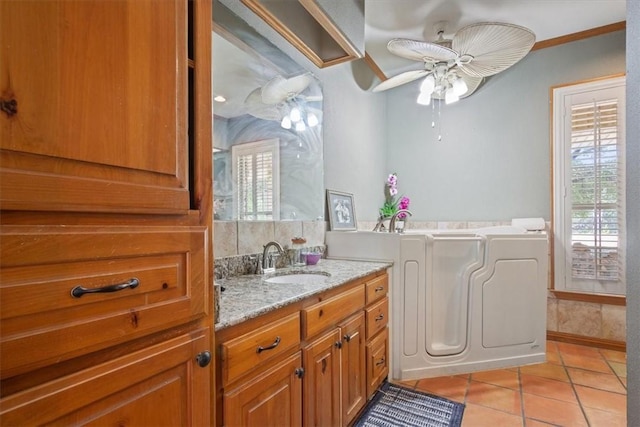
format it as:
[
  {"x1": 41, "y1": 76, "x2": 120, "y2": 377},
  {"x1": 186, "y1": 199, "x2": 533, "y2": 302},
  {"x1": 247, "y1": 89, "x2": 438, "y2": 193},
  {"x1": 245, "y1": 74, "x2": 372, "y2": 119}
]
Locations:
[
  {"x1": 232, "y1": 139, "x2": 279, "y2": 221},
  {"x1": 570, "y1": 99, "x2": 624, "y2": 282}
]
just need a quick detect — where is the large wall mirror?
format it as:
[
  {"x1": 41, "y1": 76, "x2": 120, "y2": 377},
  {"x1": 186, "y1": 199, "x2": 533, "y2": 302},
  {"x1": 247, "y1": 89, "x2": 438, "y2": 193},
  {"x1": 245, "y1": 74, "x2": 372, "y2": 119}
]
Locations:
[{"x1": 213, "y1": 1, "x2": 324, "y2": 222}]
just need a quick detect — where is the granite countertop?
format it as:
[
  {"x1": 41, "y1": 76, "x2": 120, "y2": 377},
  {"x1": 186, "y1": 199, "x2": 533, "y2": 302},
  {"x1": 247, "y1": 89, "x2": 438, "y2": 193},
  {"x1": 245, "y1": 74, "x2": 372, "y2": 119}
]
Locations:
[{"x1": 215, "y1": 259, "x2": 392, "y2": 331}]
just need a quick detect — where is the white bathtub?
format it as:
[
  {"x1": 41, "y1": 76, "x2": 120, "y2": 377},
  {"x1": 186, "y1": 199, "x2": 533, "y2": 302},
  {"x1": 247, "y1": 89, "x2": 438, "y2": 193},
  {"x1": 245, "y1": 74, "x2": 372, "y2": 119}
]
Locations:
[{"x1": 326, "y1": 225, "x2": 548, "y2": 379}]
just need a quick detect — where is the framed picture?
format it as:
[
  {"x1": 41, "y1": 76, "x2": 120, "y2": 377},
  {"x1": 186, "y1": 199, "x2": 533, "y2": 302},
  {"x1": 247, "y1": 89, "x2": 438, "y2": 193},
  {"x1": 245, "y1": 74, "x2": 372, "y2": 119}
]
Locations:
[{"x1": 326, "y1": 189, "x2": 357, "y2": 231}]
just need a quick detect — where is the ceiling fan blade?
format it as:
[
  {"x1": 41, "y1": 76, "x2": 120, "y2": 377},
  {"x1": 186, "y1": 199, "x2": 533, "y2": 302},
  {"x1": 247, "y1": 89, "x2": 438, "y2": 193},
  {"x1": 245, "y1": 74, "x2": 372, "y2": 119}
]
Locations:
[
  {"x1": 261, "y1": 73, "x2": 313, "y2": 104},
  {"x1": 452, "y1": 23, "x2": 535, "y2": 77},
  {"x1": 372, "y1": 69, "x2": 430, "y2": 92},
  {"x1": 244, "y1": 87, "x2": 283, "y2": 121},
  {"x1": 387, "y1": 38, "x2": 458, "y2": 63}
]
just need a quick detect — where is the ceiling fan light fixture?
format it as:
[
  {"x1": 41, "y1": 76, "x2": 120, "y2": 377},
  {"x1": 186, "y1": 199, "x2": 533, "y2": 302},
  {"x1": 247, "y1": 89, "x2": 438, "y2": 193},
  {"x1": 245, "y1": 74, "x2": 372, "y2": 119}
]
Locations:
[
  {"x1": 445, "y1": 87, "x2": 460, "y2": 105},
  {"x1": 281, "y1": 115, "x2": 292, "y2": 129},
  {"x1": 452, "y1": 77, "x2": 468, "y2": 96},
  {"x1": 307, "y1": 112, "x2": 319, "y2": 127},
  {"x1": 290, "y1": 107, "x2": 302, "y2": 123},
  {"x1": 295, "y1": 121, "x2": 306, "y2": 132},
  {"x1": 416, "y1": 91, "x2": 432, "y2": 106},
  {"x1": 419, "y1": 74, "x2": 436, "y2": 95}
]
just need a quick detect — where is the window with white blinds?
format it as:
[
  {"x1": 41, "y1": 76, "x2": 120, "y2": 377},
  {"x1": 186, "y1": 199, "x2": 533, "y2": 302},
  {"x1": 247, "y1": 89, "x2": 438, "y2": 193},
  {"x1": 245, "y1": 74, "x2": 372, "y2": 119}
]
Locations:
[
  {"x1": 232, "y1": 139, "x2": 280, "y2": 220},
  {"x1": 553, "y1": 76, "x2": 626, "y2": 295}
]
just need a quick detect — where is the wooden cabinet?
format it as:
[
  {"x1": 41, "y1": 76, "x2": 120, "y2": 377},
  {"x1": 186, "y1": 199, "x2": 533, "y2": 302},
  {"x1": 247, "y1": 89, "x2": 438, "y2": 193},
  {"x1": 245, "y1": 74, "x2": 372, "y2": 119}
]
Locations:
[
  {"x1": 303, "y1": 328, "x2": 342, "y2": 427},
  {"x1": 339, "y1": 312, "x2": 367, "y2": 426},
  {"x1": 238, "y1": 0, "x2": 364, "y2": 68},
  {"x1": 364, "y1": 277, "x2": 389, "y2": 399},
  {"x1": 366, "y1": 327, "x2": 389, "y2": 397},
  {"x1": 221, "y1": 313, "x2": 301, "y2": 386},
  {"x1": 0, "y1": 0, "x2": 213, "y2": 425},
  {"x1": 218, "y1": 272, "x2": 387, "y2": 427},
  {"x1": 1, "y1": 329, "x2": 211, "y2": 426},
  {"x1": 0, "y1": 0, "x2": 194, "y2": 214},
  {"x1": 224, "y1": 352, "x2": 303, "y2": 427}
]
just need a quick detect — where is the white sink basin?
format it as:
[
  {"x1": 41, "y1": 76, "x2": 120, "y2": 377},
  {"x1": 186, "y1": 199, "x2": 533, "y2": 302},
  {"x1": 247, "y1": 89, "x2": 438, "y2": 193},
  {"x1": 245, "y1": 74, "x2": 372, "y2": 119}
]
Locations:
[{"x1": 264, "y1": 273, "x2": 330, "y2": 285}]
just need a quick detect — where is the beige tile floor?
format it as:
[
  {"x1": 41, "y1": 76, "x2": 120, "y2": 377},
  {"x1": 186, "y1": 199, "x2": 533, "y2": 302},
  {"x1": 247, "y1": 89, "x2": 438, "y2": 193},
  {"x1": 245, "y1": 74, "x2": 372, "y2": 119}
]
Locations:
[{"x1": 395, "y1": 340, "x2": 627, "y2": 426}]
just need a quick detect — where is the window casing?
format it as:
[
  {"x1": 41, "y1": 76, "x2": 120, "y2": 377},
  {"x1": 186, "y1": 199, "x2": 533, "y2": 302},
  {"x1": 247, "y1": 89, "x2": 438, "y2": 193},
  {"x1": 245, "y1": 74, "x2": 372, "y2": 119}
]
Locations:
[
  {"x1": 552, "y1": 76, "x2": 626, "y2": 295},
  {"x1": 232, "y1": 139, "x2": 280, "y2": 220}
]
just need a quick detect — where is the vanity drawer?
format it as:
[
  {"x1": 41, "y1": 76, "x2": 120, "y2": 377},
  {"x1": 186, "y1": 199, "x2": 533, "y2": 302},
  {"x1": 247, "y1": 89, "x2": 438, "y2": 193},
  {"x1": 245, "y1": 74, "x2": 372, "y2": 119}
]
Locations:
[
  {"x1": 221, "y1": 312, "x2": 301, "y2": 386},
  {"x1": 365, "y1": 274, "x2": 388, "y2": 304},
  {"x1": 302, "y1": 286, "x2": 365, "y2": 339},
  {"x1": 0, "y1": 226, "x2": 208, "y2": 378},
  {"x1": 366, "y1": 327, "x2": 389, "y2": 396},
  {"x1": 365, "y1": 297, "x2": 388, "y2": 340}
]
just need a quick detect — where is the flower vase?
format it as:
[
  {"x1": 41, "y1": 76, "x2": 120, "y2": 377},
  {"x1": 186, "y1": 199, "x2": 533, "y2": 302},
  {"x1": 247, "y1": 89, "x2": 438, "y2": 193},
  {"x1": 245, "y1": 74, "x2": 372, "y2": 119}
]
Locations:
[{"x1": 394, "y1": 219, "x2": 405, "y2": 233}]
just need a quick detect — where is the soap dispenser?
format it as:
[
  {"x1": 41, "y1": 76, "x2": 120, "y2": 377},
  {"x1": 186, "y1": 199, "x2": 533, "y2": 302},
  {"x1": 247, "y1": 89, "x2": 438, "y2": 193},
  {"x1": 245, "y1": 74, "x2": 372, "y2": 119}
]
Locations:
[{"x1": 291, "y1": 237, "x2": 307, "y2": 267}]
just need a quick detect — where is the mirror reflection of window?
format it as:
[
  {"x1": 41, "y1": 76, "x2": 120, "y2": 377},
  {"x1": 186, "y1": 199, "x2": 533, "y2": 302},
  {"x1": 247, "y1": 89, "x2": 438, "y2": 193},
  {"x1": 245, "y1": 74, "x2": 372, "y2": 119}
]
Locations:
[{"x1": 232, "y1": 139, "x2": 280, "y2": 220}]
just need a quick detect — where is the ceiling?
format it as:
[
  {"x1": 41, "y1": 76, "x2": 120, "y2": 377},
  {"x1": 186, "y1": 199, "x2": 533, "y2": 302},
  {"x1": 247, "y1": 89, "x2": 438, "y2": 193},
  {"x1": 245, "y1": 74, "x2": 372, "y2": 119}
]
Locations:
[
  {"x1": 365, "y1": 0, "x2": 627, "y2": 81},
  {"x1": 213, "y1": 0, "x2": 627, "y2": 117}
]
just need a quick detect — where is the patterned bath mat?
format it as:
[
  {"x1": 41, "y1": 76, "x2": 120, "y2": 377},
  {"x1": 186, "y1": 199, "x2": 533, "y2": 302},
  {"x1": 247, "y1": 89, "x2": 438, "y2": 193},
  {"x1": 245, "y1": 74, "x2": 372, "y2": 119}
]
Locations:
[{"x1": 354, "y1": 382, "x2": 465, "y2": 427}]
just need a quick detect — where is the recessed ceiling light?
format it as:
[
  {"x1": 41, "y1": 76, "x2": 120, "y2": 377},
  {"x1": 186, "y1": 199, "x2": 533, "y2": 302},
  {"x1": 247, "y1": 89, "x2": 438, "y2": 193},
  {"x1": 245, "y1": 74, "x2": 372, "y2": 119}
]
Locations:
[{"x1": 214, "y1": 95, "x2": 226, "y2": 103}]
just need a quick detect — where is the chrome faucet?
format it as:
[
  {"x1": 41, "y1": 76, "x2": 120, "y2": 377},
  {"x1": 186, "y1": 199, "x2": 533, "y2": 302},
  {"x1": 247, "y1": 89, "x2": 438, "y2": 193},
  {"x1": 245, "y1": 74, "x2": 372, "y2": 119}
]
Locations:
[
  {"x1": 389, "y1": 209, "x2": 413, "y2": 233},
  {"x1": 262, "y1": 241, "x2": 284, "y2": 273}
]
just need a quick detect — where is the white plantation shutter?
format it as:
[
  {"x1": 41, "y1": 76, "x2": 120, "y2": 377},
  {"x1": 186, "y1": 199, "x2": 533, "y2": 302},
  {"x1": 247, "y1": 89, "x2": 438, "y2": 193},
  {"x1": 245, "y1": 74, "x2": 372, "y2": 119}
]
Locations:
[
  {"x1": 570, "y1": 100, "x2": 623, "y2": 282},
  {"x1": 553, "y1": 76, "x2": 626, "y2": 295},
  {"x1": 232, "y1": 139, "x2": 280, "y2": 220}
]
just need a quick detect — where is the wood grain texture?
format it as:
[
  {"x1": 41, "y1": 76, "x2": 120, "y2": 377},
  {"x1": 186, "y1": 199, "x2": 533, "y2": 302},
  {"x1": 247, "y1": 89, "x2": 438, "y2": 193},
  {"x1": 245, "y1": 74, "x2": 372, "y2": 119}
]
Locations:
[{"x1": 302, "y1": 285, "x2": 365, "y2": 340}]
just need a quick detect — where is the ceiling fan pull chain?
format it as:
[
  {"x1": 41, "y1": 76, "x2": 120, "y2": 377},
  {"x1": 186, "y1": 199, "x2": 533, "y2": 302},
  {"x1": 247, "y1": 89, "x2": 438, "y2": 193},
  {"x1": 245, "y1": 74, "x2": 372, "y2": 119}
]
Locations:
[{"x1": 437, "y1": 99, "x2": 443, "y2": 142}]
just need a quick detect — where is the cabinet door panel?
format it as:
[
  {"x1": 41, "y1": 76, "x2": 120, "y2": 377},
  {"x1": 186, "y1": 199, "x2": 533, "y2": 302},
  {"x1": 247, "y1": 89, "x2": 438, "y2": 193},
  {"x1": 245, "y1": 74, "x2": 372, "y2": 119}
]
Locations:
[
  {"x1": 366, "y1": 328, "x2": 389, "y2": 397},
  {"x1": 224, "y1": 352, "x2": 303, "y2": 427},
  {"x1": 340, "y1": 312, "x2": 366, "y2": 426},
  {"x1": 0, "y1": 329, "x2": 211, "y2": 426},
  {"x1": 303, "y1": 329, "x2": 341, "y2": 427},
  {"x1": 0, "y1": 0, "x2": 189, "y2": 214}
]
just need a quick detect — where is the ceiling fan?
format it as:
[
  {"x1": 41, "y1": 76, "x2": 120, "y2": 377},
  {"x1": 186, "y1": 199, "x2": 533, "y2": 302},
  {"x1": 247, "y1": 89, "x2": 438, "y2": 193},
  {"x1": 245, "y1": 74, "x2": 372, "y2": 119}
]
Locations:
[
  {"x1": 372, "y1": 22, "x2": 536, "y2": 104},
  {"x1": 245, "y1": 73, "x2": 322, "y2": 130}
]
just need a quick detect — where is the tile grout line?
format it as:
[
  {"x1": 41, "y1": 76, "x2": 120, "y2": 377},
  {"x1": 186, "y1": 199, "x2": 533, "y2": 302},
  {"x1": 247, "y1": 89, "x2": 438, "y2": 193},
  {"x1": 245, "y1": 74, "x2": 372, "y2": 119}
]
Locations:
[{"x1": 558, "y1": 346, "x2": 593, "y2": 427}]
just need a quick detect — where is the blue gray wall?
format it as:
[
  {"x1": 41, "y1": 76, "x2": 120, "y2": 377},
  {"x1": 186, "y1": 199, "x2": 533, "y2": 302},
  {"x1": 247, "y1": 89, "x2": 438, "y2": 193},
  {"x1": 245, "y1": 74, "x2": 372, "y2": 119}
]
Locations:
[
  {"x1": 383, "y1": 31, "x2": 626, "y2": 222},
  {"x1": 626, "y1": 0, "x2": 639, "y2": 423}
]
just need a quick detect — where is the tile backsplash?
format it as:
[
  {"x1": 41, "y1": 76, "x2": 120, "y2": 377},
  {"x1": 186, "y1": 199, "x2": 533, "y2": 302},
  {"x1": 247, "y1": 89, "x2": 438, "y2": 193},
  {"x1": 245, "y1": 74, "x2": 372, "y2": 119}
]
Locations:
[{"x1": 214, "y1": 220, "x2": 326, "y2": 258}]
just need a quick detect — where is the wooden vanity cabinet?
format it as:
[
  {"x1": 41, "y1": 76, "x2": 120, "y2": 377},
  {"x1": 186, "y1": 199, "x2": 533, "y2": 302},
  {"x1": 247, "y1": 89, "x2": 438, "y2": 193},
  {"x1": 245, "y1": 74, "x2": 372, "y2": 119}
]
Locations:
[
  {"x1": 0, "y1": 0, "x2": 213, "y2": 425},
  {"x1": 217, "y1": 272, "x2": 388, "y2": 427}
]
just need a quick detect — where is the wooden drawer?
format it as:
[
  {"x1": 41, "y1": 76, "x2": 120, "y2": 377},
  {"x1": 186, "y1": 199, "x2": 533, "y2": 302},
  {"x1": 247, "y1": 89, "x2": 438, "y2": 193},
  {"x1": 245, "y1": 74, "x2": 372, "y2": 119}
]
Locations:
[
  {"x1": 365, "y1": 274, "x2": 388, "y2": 305},
  {"x1": 302, "y1": 286, "x2": 365, "y2": 340},
  {"x1": 365, "y1": 296, "x2": 388, "y2": 340},
  {"x1": 366, "y1": 328, "x2": 388, "y2": 397},
  {"x1": 0, "y1": 329, "x2": 211, "y2": 426},
  {"x1": 221, "y1": 313, "x2": 301, "y2": 386},
  {"x1": 0, "y1": 226, "x2": 208, "y2": 378}
]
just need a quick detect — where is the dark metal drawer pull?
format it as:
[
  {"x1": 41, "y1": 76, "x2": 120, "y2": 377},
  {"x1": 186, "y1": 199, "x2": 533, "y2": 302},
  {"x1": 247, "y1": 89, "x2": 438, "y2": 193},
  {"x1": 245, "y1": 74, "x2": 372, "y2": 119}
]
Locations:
[
  {"x1": 376, "y1": 358, "x2": 386, "y2": 366},
  {"x1": 375, "y1": 314, "x2": 385, "y2": 321},
  {"x1": 374, "y1": 286, "x2": 384, "y2": 292},
  {"x1": 71, "y1": 278, "x2": 140, "y2": 298},
  {"x1": 257, "y1": 336, "x2": 281, "y2": 353},
  {"x1": 343, "y1": 332, "x2": 358, "y2": 342}
]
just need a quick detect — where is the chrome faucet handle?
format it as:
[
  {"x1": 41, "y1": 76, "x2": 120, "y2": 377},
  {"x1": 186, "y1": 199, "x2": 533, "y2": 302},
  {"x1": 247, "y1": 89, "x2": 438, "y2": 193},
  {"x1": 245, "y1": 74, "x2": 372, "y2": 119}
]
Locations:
[
  {"x1": 389, "y1": 209, "x2": 413, "y2": 233},
  {"x1": 262, "y1": 241, "x2": 285, "y2": 274}
]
